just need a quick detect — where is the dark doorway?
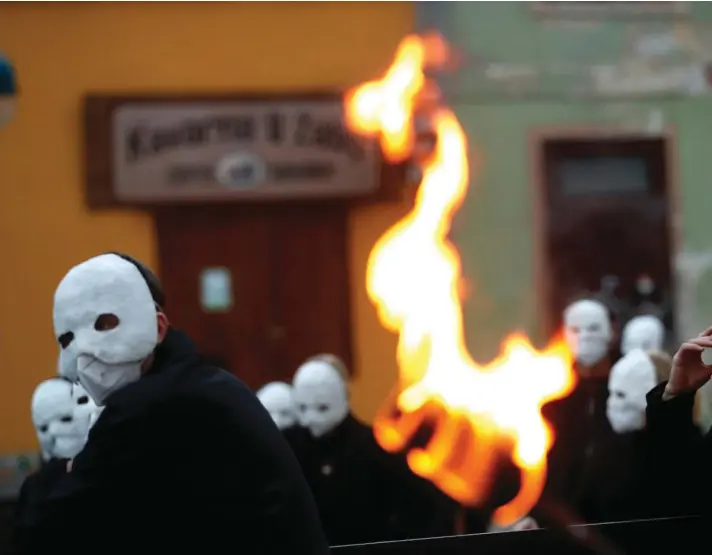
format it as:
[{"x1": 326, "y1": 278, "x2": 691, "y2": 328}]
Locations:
[
  {"x1": 539, "y1": 136, "x2": 675, "y2": 338},
  {"x1": 154, "y1": 203, "x2": 353, "y2": 390}
]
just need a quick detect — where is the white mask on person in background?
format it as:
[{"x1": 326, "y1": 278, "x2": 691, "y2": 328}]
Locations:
[
  {"x1": 621, "y1": 315, "x2": 664, "y2": 356},
  {"x1": 31, "y1": 379, "x2": 93, "y2": 460},
  {"x1": 257, "y1": 382, "x2": 297, "y2": 430},
  {"x1": 564, "y1": 300, "x2": 613, "y2": 368},
  {"x1": 293, "y1": 359, "x2": 349, "y2": 438},
  {"x1": 53, "y1": 254, "x2": 158, "y2": 406},
  {"x1": 606, "y1": 349, "x2": 657, "y2": 434}
]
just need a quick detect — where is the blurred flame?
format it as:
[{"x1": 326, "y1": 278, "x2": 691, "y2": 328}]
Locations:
[{"x1": 345, "y1": 34, "x2": 576, "y2": 526}]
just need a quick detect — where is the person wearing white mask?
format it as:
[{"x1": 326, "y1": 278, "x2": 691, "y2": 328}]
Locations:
[
  {"x1": 563, "y1": 299, "x2": 614, "y2": 373},
  {"x1": 542, "y1": 297, "x2": 620, "y2": 523},
  {"x1": 292, "y1": 354, "x2": 455, "y2": 545},
  {"x1": 30, "y1": 378, "x2": 94, "y2": 462},
  {"x1": 256, "y1": 381, "x2": 297, "y2": 431},
  {"x1": 14, "y1": 252, "x2": 329, "y2": 555},
  {"x1": 14, "y1": 378, "x2": 98, "y2": 550},
  {"x1": 581, "y1": 348, "x2": 699, "y2": 521},
  {"x1": 620, "y1": 314, "x2": 665, "y2": 356}
]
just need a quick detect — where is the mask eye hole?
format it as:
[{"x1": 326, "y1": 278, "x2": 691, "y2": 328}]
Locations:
[
  {"x1": 615, "y1": 391, "x2": 625, "y2": 399},
  {"x1": 317, "y1": 404, "x2": 330, "y2": 413},
  {"x1": 76, "y1": 395, "x2": 89, "y2": 405},
  {"x1": 39, "y1": 425, "x2": 48, "y2": 433},
  {"x1": 58, "y1": 332, "x2": 74, "y2": 349},
  {"x1": 588, "y1": 323, "x2": 601, "y2": 332},
  {"x1": 94, "y1": 313, "x2": 120, "y2": 332},
  {"x1": 60, "y1": 415, "x2": 73, "y2": 423}
]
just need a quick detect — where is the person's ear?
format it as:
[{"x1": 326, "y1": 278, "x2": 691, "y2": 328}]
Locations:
[{"x1": 156, "y1": 312, "x2": 170, "y2": 343}]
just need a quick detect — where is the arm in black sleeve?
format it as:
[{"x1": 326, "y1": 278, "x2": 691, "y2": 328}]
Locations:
[
  {"x1": 14, "y1": 401, "x2": 166, "y2": 553},
  {"x1": 645, "y1": 381, "x2": 710, "y2": 516}
]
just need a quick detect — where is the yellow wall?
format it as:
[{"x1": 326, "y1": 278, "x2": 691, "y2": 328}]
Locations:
[{"x1": 0, "y1": 2, "x2": 413, "y2": 452}]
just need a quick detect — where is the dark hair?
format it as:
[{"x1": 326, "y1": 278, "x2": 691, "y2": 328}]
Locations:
[{"x1": 105, "y1": 252, "x2": 166, "y2": 309}]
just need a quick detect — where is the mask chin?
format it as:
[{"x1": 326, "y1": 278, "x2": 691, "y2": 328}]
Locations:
[
  {"x1": 575, "y1": 345, "x2": 607, "y2": 367},
  {"x1": 53, "y1": 436, "x2": 85, "y2": 459},
  {"x1": 78, "y1": 359, "x2": 144, "y2": 406},
  {"x1": 607, "y1": 406, "x2": 645, "y2": 433},
  {"x1": 307, "y1": 421, "x2": 335, "y2": 438}
]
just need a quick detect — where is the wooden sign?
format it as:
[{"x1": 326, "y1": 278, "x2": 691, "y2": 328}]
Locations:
[{"x1": 84, "y1": 94, "x2": 392, "y2": 207}]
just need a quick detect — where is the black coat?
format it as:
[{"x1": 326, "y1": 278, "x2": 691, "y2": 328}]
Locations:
[
  {"x1": 13, "y1": 329, "x2": 330, "y2": 554},
  {"x1": 541, "y1": 376, "x2": 621, "y2": 522},
  {"x1": 643, "y1": 382, "x2": 708, "y2": 518},
  {"x1": 12, "y1": 458, "x2": 67, "y2": 547},
  {"x1": 290, "y1": 415, "x2": 456, "y2": 546}
]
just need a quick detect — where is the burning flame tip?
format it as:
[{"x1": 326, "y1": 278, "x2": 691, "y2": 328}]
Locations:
[{"x1": 347, "y1": 34, "x2": 575, "y2": 526}]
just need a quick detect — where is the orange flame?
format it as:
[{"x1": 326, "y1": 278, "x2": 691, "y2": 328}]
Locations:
[{"x1": 345, "y1": 34, "x2": 576, "y2": 526}]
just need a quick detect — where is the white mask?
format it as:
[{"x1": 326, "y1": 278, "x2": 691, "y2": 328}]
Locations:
[
  {"x1": 293, "y1": 360, "x2": 349, "y2": 438},
  {"x1": 564, "y1": 300, "x2": 612, "y2": 368},
  {"x1": 606, "y1": 349, "x2": 657, "y2": 433},
  {"x1": 256, "y1": 382, "x2": 297, "y2": 430},
  {"x1": 31, "y1": 379, "x2": 94, "y2": 460},
  {"x1": 621, "y1": 315, "x2": 664, "y2": 356},
  {"x1": 53, "y1": 254, "x2": 159, "y2": 406}
]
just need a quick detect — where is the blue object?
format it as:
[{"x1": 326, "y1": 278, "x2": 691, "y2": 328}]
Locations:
[{"x1": 0, "y1": 52, "x2": 17, "y2": 97}]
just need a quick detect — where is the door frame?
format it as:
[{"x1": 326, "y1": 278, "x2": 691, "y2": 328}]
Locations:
[{"x1": 527, "y1": 126, "x2": 681, "y2": 337}]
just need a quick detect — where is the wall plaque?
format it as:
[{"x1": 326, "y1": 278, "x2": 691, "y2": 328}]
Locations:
[{"x1": 108, "y1": 99, "x2": 381, "y2": 203}]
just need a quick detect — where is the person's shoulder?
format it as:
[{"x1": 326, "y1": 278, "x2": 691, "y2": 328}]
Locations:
[
  {"x1": 176, "y1": 362, "x2": 258, "y2": 407},
  {"x1": 162, "y1": 362, "x2": 275, "y2": 430}
]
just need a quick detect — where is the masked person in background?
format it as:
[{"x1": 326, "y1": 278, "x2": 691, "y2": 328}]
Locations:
[
  {"x1": 257, "y1": 381, "x2": 297, "y2": 431},
  {"x1": 13, "y1": 379, "x2": 97, "y2": 550},
  {"x1": 257, "y1": 381, "x2": 312, "y2": 464},
  {"x1": 570, "y1": 348, "x2": 694, "y2": 521},
  {"x1": 540, "y1": 297, "x2": 620, "y2": 524},
  {"x1": 13, "y1": 253, "x2": 329, "y2": 555},
  {"x1": 292, "y1": 354, "x2": 455, "y2": 545},
  {"x1": 621, "y1": 314, "x2": 665, "y2": 356}
]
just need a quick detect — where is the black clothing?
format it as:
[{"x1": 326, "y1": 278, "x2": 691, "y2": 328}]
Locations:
[
  {"x1": 572, "y1": 431, "x2": 660, "y2": 522},
  {"x1": 295, "y1": 414, "x2": 455, "y2": 546},
  {"x1": 541, "y1": 376, "x2": 620, "y2": 522},
  {"x1": 14, "y1": 329, "x2": 330, "y2": 554},
  {"x1": 644, "y1": 382, "x2": 707, "y2": 518},
  {"x1": 12, "y1": 458, "x2": 67, "y2": 548},
  {"x1": 283, "y1": 424, "x2": 312, "y2": 466}
]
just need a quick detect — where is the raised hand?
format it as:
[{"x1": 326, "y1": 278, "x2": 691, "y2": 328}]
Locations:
[{"x1": 665, "y1": 326, "x2": 712, "y2": 398}]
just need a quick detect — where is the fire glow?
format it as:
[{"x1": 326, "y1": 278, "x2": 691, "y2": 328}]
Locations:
[{"x1": 345, "y1": 35, "x2": 576, "y2": 526}]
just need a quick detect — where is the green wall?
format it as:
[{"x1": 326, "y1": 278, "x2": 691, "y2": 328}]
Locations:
[{"x1": 417, "y1": 2, "x2": 712, "y2": 361}]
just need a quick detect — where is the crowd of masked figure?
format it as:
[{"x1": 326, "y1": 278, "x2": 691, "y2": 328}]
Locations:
[{"x1": 18, "y1": 288, "x2": 706, "y2": 548}]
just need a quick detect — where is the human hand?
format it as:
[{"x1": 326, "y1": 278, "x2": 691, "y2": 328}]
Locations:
[{"x1": 665, "y1": 327, "x2": 712, "y2": 399}]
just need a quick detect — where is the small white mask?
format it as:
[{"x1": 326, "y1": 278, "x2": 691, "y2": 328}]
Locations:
[
  {"x1": 564, "y1": 300, "x2": 612, "y2": 368},
  {"x1": 293, "y1": 360, "x2": 349, "y2": 438},
  {"x1": 256, "y1": 382, "x2": 297, "y2": 430},
  {"x1": 621, "y1": 315, "x2": 664, "y2": 356},
  {"x1": 31, "y1": 379, "x2": 94, "y2": 460},
  {"x1": 606, "y1": 349, "x2": 657, "y2": 434},
  {"x1": 53, "y1": 254, "x2": 159, "y2": 406}
]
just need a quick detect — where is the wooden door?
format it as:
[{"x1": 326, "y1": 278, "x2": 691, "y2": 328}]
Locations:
[
  {"x1": 539, "y1": 137, "x2": 675, "y2": 336},
  {"x1": 154, "y1": 203, "x2": 352, "y2": 390}
]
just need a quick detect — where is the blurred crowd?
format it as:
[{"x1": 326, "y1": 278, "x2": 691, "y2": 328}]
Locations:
[{"x1": 14, "y1": 256, "x2": 704, "y2": 549}]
